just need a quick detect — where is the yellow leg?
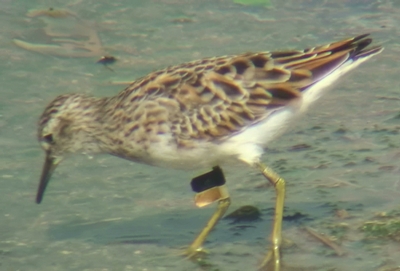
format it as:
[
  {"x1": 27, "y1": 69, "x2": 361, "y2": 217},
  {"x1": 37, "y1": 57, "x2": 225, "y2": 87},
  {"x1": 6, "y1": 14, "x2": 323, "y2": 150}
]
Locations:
[
  {"x1": 184, "y1": 196, "x2": 231, "y2": 259},
  {"x1": 257, "y1": 162, "x2": 286, "y2": 271}
]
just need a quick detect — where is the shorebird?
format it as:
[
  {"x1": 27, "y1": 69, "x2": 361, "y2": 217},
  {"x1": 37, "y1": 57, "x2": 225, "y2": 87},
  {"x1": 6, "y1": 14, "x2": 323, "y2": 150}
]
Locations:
[{"x1": 35, "y1": 33, "x2": 383, "y2": 270}]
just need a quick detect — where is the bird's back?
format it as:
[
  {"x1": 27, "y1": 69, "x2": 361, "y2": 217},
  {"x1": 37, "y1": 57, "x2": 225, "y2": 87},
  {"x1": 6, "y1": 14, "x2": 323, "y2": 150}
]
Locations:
[{"x1": 111, "y1": 34, "x2": 382, "y2": 147}]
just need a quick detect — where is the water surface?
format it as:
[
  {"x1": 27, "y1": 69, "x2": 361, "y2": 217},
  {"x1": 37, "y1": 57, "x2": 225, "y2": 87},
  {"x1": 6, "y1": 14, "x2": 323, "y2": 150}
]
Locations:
[{"x1": 0, "y1": 1, "x2": 399, "y2": 270}]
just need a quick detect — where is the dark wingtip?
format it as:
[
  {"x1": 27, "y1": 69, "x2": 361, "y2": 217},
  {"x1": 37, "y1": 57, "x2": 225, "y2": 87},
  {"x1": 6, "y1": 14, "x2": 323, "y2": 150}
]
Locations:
[
  {"x1": 353, "y1": 34, "x2": 372, "y2": 53},
  {"x1": 353, "y1": 33, "x2": 370, "y2": 42},
  {"x1": 352, "y1": 34, "x2": 384, "y2": 59}
]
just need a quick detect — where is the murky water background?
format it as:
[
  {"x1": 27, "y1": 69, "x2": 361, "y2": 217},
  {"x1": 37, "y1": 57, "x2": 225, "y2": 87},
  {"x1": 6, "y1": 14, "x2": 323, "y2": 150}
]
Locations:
[{"x1": 0, "y1": 0, "x2": 399, "y2": 270}]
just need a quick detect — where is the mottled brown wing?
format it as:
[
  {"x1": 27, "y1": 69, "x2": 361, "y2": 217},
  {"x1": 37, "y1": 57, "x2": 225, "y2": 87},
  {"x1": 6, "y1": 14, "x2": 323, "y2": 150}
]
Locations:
[{"x1": 118, "y1": 34, "x2": 377, "y2": 143}]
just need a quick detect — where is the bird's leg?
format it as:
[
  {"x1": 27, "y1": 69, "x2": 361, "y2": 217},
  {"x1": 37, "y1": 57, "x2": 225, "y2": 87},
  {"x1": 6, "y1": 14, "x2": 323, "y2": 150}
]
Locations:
[
  {"x1": 256, "y1": 162, "x2": 286, "y2": 271},
  {"x1": 185, "y1": 195, "x2": 231, "y2": 259},
  {"x1": 184, "y1": 166, "x2": 231, "y2": 259}
]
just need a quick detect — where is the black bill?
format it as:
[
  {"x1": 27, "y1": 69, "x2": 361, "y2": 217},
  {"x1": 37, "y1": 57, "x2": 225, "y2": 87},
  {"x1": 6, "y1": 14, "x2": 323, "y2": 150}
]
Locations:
[{"x1": 36, "y1": 152, "x2": 58, "y2": 204}]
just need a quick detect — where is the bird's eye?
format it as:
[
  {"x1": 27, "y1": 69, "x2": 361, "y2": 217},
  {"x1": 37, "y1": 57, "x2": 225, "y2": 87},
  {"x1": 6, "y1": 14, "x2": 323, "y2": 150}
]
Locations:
[{"x1": 43, "y1": 134, "x2": 54, "y2": 144}]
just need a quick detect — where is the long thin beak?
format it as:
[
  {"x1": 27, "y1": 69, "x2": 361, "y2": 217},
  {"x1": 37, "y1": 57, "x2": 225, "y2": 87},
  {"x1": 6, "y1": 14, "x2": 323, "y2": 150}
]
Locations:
[{"x1": 36, "y1": 152, "x2": 59, "y2": 204}]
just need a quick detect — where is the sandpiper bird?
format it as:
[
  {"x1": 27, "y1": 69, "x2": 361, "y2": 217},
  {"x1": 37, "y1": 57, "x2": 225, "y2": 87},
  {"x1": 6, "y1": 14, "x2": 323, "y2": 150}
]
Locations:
[{"x1": 35, "y1": 34, "x2": 383, "y2": 270}]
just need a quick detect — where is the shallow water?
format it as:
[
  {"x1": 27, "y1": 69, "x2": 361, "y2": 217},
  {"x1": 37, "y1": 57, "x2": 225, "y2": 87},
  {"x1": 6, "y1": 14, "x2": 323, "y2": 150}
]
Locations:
[{"x1": 1, "y1": 0, "x2": 399, "y2": 270}]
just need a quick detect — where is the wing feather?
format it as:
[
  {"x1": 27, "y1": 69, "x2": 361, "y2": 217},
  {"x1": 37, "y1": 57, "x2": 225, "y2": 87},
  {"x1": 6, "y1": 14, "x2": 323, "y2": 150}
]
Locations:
[{"x1": 116, "y1": 34, "x2": 382, "y2": 143}]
